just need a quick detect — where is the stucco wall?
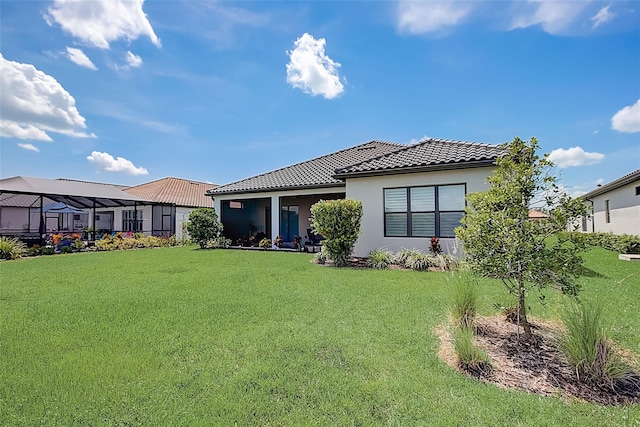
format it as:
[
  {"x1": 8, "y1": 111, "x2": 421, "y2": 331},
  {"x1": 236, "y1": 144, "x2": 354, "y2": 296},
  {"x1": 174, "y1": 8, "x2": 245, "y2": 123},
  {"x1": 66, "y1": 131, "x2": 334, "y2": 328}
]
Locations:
[
  {"x1": 346, "y1": 167, "x2": 495, "y2": 257},
  {"x1": 587, "y1": 181, "x2": 640, "y2": 235}
]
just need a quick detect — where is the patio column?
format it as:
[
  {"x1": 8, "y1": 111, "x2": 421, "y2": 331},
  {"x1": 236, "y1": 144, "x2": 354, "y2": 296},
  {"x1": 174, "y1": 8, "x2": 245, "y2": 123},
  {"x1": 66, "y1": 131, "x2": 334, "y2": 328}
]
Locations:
[{"x1": 271, "y1": 195, "x2": 279, "y2": 245}]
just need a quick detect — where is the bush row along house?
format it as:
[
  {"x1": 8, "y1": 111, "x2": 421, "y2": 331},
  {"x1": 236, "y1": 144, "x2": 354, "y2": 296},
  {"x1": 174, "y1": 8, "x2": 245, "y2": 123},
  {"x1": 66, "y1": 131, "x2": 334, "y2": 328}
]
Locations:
[{"x1": 0, "y1": 176, "x2": 216, "y2": 243}]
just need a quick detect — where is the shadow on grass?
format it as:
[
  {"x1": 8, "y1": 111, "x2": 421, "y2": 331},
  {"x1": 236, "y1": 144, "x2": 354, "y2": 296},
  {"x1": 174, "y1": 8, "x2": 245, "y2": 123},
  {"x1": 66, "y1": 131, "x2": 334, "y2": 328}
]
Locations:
[{"x1": 577, "y1": 265, "x2": 606, "y2": 278}]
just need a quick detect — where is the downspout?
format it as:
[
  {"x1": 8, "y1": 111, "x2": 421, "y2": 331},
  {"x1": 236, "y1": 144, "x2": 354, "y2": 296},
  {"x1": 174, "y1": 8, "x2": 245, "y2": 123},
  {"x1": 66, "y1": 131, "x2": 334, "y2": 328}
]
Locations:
[{"x1": 584, "y1": 197, "x2": 595, "y2": 233}]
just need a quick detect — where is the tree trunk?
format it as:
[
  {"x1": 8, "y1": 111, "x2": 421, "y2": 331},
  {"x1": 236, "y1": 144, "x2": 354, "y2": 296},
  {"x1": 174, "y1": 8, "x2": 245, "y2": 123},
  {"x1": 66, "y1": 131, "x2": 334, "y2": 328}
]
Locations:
[{"x1": 517, "y1": 279, "x2": 532, "y2": 340}]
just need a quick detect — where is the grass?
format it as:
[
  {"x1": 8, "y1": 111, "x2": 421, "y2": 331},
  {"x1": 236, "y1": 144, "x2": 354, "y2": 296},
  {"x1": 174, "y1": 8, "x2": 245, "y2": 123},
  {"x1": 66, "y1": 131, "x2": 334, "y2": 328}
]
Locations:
[{"x1": 1, "y1": 246, "x2": 639, "y2": 426}]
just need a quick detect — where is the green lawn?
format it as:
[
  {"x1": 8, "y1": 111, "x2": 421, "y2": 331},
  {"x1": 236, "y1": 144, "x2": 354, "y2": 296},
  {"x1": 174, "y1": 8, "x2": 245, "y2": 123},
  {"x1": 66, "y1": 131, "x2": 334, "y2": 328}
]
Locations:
[{"x1": 1, "y1": 246, "x2": 638, "y2": 426}]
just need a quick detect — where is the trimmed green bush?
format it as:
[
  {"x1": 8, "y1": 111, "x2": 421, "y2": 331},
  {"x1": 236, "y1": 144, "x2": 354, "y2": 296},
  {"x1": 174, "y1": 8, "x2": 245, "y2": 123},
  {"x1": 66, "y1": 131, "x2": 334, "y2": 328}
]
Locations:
[
  {"x1": 185, "y1": 207, "x2": 223, "y2": 249},
  {"x1": 366, "y1": 248, "x2": 392, "y2": 269},
  {"x1": 566, "y1": 232, "x2": 640, "y2": 254},
  {"x1": 0, "y1": 237, "x2": 26, "y2": 260},
  {"x1": 310, "y1": 199, "x2": 363, "y2": 267}
]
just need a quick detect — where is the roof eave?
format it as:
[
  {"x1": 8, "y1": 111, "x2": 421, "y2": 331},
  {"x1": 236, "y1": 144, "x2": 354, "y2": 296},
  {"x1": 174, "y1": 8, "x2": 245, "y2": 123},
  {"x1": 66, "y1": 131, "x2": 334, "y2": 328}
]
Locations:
[
  {"x1": 207, "y1": 182, "x2": 345, "y2": 196},
  {"x1": 332, "y1": 159, "x2": 497, "y2": 180},
  {"x1": 581, "y1": 170, "x2": 640, "y2": 200}
]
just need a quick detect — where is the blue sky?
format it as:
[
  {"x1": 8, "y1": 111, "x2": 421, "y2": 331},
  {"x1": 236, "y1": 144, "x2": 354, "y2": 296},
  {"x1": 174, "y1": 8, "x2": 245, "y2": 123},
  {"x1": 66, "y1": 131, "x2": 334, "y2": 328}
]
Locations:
[{"x1": 1, "y1": 0, "x2": 639, "y2": 196}]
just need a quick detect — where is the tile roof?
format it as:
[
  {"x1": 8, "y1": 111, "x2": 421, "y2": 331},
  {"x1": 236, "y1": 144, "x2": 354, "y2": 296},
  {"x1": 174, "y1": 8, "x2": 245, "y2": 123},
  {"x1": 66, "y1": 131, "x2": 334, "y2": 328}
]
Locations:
[
  {"x1": 581, "y1": 169, "x2": 640, "y2": 199},
  {"x1": 125, "y1": 177, "x2": 217, "y2": 208},
  {"x1": 334, "y1": 138, "x2": 506, "y2": 178},
  {"x1": 208, "y1": 140, "x2": 404, "y2": 195}
]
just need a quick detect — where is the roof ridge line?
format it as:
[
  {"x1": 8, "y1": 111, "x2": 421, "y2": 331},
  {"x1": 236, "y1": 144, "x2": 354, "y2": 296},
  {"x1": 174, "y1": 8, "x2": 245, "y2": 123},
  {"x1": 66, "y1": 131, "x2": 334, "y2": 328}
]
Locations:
[{"x1": 213, "y1": 140, "x2": 405, "y2": 190}]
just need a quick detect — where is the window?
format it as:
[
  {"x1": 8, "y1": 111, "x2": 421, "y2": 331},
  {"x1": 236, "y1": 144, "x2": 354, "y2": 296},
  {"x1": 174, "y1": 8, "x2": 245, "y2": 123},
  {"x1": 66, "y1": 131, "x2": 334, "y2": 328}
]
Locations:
[
  {"x1": 605, "y1": 200, "x2": 610, "y2": 224},
  {"x1": 384, "y1": 184, "x2": 465, "y2": 238},
  {"x1": 123, "y1": 210, "x2": 143, "y2": 232},
  {"x1": 635, "y1": 186, "x2": 640, "y2": 196},
  {"x1": 581, "y1": 215, "x2": 588, "y2": 232}
]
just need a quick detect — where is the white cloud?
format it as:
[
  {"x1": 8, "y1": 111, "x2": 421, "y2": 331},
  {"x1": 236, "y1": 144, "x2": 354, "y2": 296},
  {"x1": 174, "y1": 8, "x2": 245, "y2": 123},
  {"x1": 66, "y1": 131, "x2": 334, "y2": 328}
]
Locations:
[
  {"x1": 510, "y1": 0, "x2": 589, "y2": 35},
  {"x1": 17, "y1": 143, "x2": 40, "y2": 152},
  {"x1": 548, "y1": 146, "x2": 605, "y2": 168},
  {"x1": 65, "y1": 47, "x2": 97, "y2": 70},
  {"x1": 0, "y1": 54, "x2": 95, "y2": 141},
  {"x1": 286, "y1": 33, "x2": 344, "y2": 99},
  {"x1": 611, "y1": 99, "x2": 640, "y2": 133},
  {"x1": 45, "y1": 0, "x2": 160, "y2": 49},
  {"x1": 125, "y1": 51, "x2": 143, "y2": 68},
  {"x1": 591, "y1": 5, "x2": 615, "y2": 28},
  {"x1": 594, "y1": 178, "x2": 605, "y2": 185},
  {"x1": 396, "y1": 1, "x2": 474, "y2": 34},
  {"x1": 87, "y1": 151, "x2": 149, "y2": 175}
]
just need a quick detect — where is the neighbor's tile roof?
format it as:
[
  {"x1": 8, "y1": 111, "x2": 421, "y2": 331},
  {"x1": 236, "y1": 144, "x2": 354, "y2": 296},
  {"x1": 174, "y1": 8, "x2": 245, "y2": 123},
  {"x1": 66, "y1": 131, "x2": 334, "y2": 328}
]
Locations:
[
  {"x1": 209, "y1": 140, "x2": 404, "y2": 195},
  {"x1": 0, "y1": 193, "x2": 56, "y2": 208},
  {"x1": 125, "y1": 177, "x2": 217, "y2": 208},
  {"x1": 581, "y1": 169, "x2": 640, "y2": 199},
  {"x1": 334, "y1": 138, "x2": 506, "y2": 177}
]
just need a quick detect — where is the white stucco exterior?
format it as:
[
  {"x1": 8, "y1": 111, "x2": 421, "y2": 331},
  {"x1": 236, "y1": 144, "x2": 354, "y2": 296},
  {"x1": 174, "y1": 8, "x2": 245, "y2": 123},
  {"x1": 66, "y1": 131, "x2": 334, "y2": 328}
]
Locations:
[
  {"x1": 582, "y1": 180, "x2": 640, "y2": 236},
  {"x1": 346, "y1": 166, "x2": 495, "y2": 257}
]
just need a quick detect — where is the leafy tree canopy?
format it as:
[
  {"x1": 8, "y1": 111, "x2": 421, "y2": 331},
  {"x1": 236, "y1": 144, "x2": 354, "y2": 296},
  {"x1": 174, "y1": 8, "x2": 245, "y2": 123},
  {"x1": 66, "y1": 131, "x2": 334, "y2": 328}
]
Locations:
[{"x1": 456, "y1": 137, "x2": 587, "y2": 339}]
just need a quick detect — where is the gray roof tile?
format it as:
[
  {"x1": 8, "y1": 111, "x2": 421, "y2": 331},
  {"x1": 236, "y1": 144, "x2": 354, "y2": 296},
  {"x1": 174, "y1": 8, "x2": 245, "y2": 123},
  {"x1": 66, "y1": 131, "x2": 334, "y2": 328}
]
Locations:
[
  {"x1": 334, "y1": 138, "x2": 506, "y2": 177},
  {"x1": 209, "y1": 140, "x2": 403, "y2": 195}
]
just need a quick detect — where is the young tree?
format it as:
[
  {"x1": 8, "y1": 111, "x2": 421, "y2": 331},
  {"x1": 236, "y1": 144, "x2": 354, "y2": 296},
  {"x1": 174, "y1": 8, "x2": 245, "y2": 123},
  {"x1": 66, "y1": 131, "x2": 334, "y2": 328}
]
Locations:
[
  {"x1": 185, "y1": 207, "x2": 223, "y2": 249},
  {"x1": 310, "y1": 199, "x2": 363, "y2": 267},
  {"x1": 456, "y1": 137, "x2": 587, "y2": 340}
]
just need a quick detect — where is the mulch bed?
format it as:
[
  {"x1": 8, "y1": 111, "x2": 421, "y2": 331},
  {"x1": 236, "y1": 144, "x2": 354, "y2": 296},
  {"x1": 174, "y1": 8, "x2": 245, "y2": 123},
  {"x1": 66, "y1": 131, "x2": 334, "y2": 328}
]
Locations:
[{"x1": 437, "y1": 315, "x2": 640, "y2": 405}]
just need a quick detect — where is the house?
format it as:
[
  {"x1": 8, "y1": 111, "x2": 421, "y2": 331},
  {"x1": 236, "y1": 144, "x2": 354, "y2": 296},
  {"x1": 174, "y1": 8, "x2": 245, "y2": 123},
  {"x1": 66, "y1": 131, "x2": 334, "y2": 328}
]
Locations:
[
  {"x1": 123, "y1": 177, "x2": 217, "y2": 239},
  {"x1": 0, "y1": 176, "x2": 217, "y2": 242},
  {"x1": 207, "y1": 138, "x2": 507, "y2": 256},
  {"x1": 0, "y1": 176, "x2": 149, "y2": 242},
  {"x1": 579, "y1": 169, "x2": 640, "y2": 236}
]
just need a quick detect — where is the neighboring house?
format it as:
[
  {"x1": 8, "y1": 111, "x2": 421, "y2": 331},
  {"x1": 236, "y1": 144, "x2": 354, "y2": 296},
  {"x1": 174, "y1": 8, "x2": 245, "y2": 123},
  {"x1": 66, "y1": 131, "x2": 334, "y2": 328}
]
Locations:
[
  {"x1": 579, "y1": 169, "x2": 640, "y2": 236},
  {"x1": 0, "y1": 176, "x2": 148, "y2": 241},
  {"x1": 528, "y1": 209, "x2": 549, "y2": 221},
  {"x1": 124, "y1": 177, "x2": 217, "y2": 239},
  {"x1": 207, "y1": 138, "x2": 506, "y2": 256},
  {"x1": 0, "y1": 176, "x2": 217, "y2": 241}
]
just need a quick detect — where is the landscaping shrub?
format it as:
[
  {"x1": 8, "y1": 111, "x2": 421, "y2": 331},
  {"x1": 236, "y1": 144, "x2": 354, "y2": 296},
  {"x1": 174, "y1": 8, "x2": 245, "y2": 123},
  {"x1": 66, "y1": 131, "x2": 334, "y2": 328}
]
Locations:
[
  {"x1": 561, "y1": 302, "x2": 636, "y2": 389},
  {"x1": 452, "y1": 280, "x2": 478, "y2": 329},
  {"x1": 0, "y1": 237, "x2": 26, "y2": 260},
  {"x1": 405, "y1": 252, "x2": 433, "y2": 271},
  {"x1": 367, "y1": 248, "x2": 392, "y2": 269},
  {"x1": 259, "y1": 238, "x2": 272, "y2": 249},
  {"x1": 393, "y1": 248, "x2": 423, "y2": 268},
  {"x1": 565, "y1": 232, "x2": 640, "y2": 254},
  {"x1": 310, "y1": 199, "x2": 363, "y2": 267},
  {"x1": 185, "y1": 207, "x2": 223, "y2": 249},
  {"x1": 315, "y1": 248, "x2": 328, "y2": 265},
  {"x1": 208, "y1": 236, "x2": 231, "y2": 248},
  {"x1": 454, "y1": 325, "x2": 492, "y2": 375}
]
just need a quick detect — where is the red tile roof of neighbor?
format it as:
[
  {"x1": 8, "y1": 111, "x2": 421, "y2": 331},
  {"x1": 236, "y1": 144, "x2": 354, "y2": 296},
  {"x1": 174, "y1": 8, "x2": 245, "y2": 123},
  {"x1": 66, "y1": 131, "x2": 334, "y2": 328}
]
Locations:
[
  {"x1": 125, "y1": 177, "x2": 217, "y2": 208},
  {"x1": 528, "y1": 209, "x2": 549, "y2": 219}
]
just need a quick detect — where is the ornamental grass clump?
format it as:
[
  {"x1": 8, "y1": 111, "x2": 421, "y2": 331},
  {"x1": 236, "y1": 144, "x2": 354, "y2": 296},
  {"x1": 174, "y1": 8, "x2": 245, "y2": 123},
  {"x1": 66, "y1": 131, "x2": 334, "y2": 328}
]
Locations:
[
  {"x1": 454, "y1": 325, "x2": 492, "y2": 376},
  {"x1": 561, "y1": 302, "x2": 637, "y2": 390},
  {"x1": 0, "y1": 237, "x2": 26, "y2": 260},
  {"x1": 366, "y1": 248, "x2": 392, "y2": 269},
  {"x1": 451, "y1": 280, "x2": 478, "y2": 329},
  {"x1": 393, "y1": 248, "x2": 423, "y2": 267}
]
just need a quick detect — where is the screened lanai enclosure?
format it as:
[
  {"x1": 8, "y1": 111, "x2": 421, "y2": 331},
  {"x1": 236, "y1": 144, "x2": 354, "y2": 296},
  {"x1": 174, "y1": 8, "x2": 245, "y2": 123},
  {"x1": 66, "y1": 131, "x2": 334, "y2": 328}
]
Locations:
[{"x1": 0, "y1": 176, "x2": 177, "y2": 244}]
